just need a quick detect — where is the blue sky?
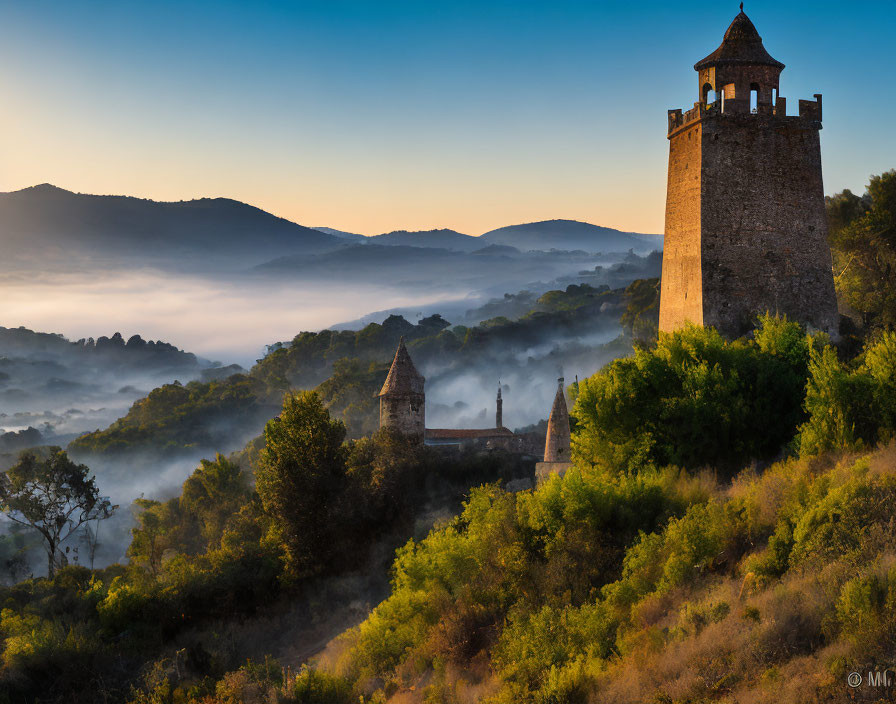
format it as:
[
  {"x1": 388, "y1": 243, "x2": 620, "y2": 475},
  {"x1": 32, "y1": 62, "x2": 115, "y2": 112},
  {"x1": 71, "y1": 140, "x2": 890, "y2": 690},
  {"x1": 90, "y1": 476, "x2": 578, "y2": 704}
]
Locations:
[{"x1": 1, "y1": 0, "x2": 893, "y2": 234}]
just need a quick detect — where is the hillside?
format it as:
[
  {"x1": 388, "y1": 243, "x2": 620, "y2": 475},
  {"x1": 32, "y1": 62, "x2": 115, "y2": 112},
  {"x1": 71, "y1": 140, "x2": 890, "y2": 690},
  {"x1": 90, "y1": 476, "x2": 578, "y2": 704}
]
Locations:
[
  {"x1": 280, "y1": 322, "x2": 896, "y2": 704},
  {"x1": 0, "y1": 326, "x2": 229, "y2": 456},
  {"x1": 313, "y1": 226, "x2": 367, "y2": 242},
  {"x1": 315, "y1": 220, "x2": 663, "y2": 254},
  {"x1": 0, "y1": 184, "x2": 341, "y2": 269},
  {"x1": 480, "y1": 218, "x2": 662, "y2": 253},
  {"x1": 69, "y1": 279, "x2": 657, "y2": 456},
  {"x1": 10, "y1": 321, "x2": 896, "y2": 704},
  {"x1": 367, "y1": 228, "x2": 480, "y2": 251},
  {"x1": 252, "y1": 242, "x2": 613, "y2": 291}
]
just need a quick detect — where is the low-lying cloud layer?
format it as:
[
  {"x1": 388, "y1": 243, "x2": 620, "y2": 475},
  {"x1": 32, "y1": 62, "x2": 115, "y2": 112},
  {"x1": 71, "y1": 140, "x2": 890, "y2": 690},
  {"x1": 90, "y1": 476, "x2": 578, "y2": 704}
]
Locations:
[{"x1": 0, "y1": 269, "x2": 454, "y2": 366}]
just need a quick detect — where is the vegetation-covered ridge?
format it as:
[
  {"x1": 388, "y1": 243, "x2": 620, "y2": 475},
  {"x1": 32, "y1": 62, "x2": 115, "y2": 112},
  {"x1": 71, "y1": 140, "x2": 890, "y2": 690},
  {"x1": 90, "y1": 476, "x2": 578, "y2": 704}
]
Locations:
[
  {"x1": 270, "y1": 320, "x2": 894, "y2": 704},
  {"x1": 332, "y1": 444, "x2": 896, "y2": 704},
  {"x1": 0, "y1": 393, "x2": 535, "y2": 703},
  {"x1": 70, "y1": 278, "x2": 659, "y2": 454},
  {"x1": 71, "y1": 316, "x2": 892, "y2": 704},
  {"x1": 0, "y1": 326, "x2": 201, "y2": 366}
]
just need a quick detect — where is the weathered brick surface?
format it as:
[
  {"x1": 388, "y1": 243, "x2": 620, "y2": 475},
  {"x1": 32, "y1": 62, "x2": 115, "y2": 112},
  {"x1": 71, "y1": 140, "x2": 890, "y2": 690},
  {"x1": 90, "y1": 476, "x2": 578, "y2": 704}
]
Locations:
[{"x1": 659, "y1": 10, "x2": 839, "y2": 340}]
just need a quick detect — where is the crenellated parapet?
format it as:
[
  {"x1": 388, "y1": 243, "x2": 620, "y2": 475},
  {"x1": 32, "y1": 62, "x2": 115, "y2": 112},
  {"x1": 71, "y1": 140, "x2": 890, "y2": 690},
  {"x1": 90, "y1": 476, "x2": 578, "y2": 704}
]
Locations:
[{"x1": 667, "y1": 93, "x2": 822, "y2": 138}]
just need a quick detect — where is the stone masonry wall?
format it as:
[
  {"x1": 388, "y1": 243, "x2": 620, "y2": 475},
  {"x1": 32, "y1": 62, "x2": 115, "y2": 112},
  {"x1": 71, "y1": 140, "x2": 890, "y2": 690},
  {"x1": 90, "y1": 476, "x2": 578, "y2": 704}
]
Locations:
[
  {"x1": 379, "y1": 393, "x2": 425, "y2": 438},
  {"x1": 699, "y1": 112, "x2": 839, "y2": 338},
  {"x1": 659, "y1": 119, "x2": 705, "y2": 332}
]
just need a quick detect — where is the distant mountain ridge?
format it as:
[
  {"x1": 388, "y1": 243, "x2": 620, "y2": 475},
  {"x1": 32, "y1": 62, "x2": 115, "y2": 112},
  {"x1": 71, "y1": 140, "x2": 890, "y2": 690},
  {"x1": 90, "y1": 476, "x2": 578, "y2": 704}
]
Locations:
[
  {"x1": 479, "y1": 219, "x2": 660, "y2": 253},
  {"x1": 0, "y1": 185, "x2": 661, "y2": 275},
  {"x1": 0, "y1": 184, "x2": 340, "y2": 268},
  {"x1": 369, "y1": 229, "x2": 480, "y2": 251},
  {"x1": 314, "y1": 219, "x2": 661, "y2": 254}
]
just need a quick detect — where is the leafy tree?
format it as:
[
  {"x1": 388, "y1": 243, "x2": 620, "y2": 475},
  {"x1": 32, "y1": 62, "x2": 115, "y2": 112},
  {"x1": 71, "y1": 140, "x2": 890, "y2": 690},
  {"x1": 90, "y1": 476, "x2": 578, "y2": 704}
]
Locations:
[
  {"x1": 620, "y1": 277, "x2": 660, "y2": 343},
  {"x1": 342, "y1": 427, "x2": 423, "y2": 536},
  {"x1": 255, "y1": 391, "x2": 347, "y2": 577},
  {"x1": 127, "y1": 497, "x2": 183, "y2": 576},
  {"x1": 314, "y1": 358, "x2": 388, "y2": 439},
  {"x1": 0, "y1": 448, "x2": 115, "y2": 577},
  {"x1": 180, "y1": 453, "x2": 249, "y2": 549},
  {"x1": 128, "y1": 455, "x2": 250, "y2": 574},
  {"x1": 828, "y1": 170, "x2": 896, "y2": 330}
]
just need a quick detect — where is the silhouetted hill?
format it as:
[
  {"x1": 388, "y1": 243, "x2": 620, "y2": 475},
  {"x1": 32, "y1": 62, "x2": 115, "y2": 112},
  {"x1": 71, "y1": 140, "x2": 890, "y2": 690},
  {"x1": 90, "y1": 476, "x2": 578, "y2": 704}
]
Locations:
[
  {"x1": 313, "y1": 226, "x2": 367, "y2": 242},
  {"x1": 368, "y1": 229, "x2": 480, "y2": 251},
  {"x1": 0, "y1": 184, "x2": 341, "y2": 269},
  {"x1": 315, "y1": 227, "x2": 483, "y2": 251},
  {"x1": 479, "y1": 219, "x2": 661, "y2": 253}
]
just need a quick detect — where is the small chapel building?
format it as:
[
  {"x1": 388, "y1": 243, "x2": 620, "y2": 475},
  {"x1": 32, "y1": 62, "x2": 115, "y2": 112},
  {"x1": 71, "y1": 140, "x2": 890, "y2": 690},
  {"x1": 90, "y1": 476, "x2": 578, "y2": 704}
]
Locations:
[{"x1": 377, "y1": 338, "x2": 540, "y2": 453}]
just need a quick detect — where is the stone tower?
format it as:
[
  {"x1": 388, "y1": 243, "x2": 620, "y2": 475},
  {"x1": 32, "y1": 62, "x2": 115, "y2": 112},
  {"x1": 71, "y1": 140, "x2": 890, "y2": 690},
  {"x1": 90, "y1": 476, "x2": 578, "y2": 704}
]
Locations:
[
  {"x1": 658, "y1": 8, "x2": 839, "y2": 340},
  {"x1": 377, "y1": 337, "x2": 425, "y2": 440},
  {"x1": 535, "y1": 378, "x2": 573, "y2": 483},
  {"x1": 496, "y1": 383, "x2": 503, "y2": 429}
]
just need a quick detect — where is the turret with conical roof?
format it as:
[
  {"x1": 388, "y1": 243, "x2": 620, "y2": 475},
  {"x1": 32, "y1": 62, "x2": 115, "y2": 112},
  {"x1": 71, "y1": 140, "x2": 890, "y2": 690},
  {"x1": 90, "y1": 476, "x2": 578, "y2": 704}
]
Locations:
[
  {"x1": 378, "y1": 337, "x2": 425, "y2": 440},
  {"x1": 694, "y1": 8, "x2": 784, "y2": 114},
  {"x1": 544, "y1": 378, "x2": 571, "y2": 463}
]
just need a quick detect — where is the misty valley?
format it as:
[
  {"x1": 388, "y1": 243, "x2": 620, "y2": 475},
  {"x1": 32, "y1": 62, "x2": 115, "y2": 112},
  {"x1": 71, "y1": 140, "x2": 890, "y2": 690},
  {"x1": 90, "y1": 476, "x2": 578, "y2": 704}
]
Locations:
[{"x1": 0, "y1": 185, "x2": 662, "y2": 585}]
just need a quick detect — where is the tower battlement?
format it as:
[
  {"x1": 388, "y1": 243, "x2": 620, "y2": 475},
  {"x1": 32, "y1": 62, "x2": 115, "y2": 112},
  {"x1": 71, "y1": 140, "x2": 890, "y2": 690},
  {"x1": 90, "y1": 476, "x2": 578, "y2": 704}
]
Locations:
[{"x1": 668, "y1": 94, "x2": 822, "y2": 136}]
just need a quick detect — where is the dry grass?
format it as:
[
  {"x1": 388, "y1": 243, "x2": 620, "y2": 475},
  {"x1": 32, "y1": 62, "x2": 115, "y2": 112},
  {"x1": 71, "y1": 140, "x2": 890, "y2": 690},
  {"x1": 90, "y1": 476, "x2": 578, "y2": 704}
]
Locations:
[{"x1": 590, "y1": 568, "x2": 846, "y2": 704}]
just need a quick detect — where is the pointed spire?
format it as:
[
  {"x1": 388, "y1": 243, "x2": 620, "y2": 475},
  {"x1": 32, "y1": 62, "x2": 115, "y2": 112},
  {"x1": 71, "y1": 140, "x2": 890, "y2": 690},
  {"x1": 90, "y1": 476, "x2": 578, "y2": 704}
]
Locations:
[
  {"x1": 496, "y1": 380, "x2": 503, "y2": 429},
  {"x1": 378, "y1": 337, "x2": 425, "y2": 397},
  {"x1": 544, "y1": 377, "x2": 571, "y2": 462}
]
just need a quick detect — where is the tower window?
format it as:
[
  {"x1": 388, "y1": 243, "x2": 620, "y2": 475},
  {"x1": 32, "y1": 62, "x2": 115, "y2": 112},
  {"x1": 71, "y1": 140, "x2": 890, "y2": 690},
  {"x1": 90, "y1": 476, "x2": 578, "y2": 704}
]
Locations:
[{"x1": 750, "y1": 83, "x2": 760, "y2": 113}]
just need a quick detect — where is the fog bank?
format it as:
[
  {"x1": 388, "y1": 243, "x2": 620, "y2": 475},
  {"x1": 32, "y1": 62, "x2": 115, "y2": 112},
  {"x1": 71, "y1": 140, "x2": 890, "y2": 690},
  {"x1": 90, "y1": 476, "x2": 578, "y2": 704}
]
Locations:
[{"x1": 0, "y1": 269, "x2": 454, "y2": 366}]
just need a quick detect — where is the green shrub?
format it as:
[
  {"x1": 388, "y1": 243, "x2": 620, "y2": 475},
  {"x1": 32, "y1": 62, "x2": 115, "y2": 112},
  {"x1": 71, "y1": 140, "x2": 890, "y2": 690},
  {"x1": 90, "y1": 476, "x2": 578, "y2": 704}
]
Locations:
[
  {"x1": 836, "y1": 564, "x2": 896, "y2": 652},
  {"x1": 573, "y1": 317, "x2": 816, "y2": 474},
  {"x1": 799, "y1": 331, "x2": 896, "y2": 456}
]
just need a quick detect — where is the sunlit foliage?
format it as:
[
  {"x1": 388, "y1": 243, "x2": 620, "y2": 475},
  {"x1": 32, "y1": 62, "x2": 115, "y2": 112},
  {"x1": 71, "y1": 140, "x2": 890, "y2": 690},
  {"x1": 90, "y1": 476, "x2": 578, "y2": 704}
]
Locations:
[
  {"x1": 573, "y1": 316, "x2": 819, "y2": 474},
  {"x1": 828, "y1": 170, "x2": 896, "y2": 331}
]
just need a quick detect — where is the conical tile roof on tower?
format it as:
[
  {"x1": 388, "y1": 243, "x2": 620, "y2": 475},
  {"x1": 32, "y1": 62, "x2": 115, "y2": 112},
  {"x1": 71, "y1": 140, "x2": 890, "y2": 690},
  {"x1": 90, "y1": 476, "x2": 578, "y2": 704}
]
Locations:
[{"x1": 378, "y1": 337, "x2": 425, "y2": 397}]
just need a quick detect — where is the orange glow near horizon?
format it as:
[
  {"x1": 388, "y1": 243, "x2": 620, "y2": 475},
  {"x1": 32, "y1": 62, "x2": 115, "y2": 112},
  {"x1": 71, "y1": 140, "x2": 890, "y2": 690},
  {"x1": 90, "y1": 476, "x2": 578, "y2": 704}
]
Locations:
[{"x1": 0, "y1": 130, "x2": 668, "y2": 236}]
